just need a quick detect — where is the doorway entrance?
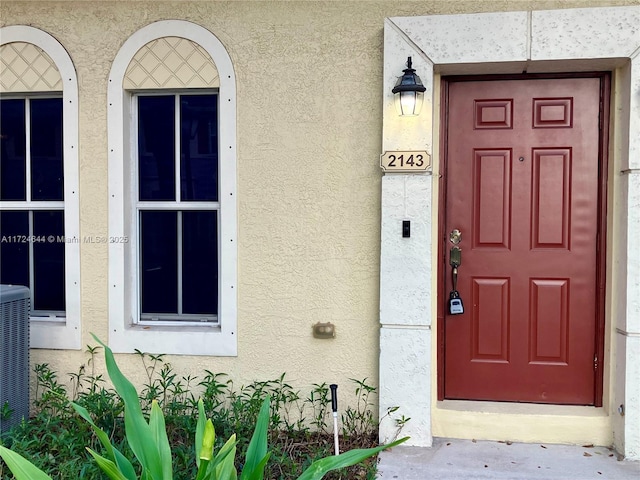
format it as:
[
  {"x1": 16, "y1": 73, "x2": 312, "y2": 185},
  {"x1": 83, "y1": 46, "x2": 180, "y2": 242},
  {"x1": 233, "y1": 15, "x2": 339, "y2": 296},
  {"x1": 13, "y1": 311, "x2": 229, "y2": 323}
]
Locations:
[{"x1": 441, "y1": 75, "x2": 608, "y2": 405}]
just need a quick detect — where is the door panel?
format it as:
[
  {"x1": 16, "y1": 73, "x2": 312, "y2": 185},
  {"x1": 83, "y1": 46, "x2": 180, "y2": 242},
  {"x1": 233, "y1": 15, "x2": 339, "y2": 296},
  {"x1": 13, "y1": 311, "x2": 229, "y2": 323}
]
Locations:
[{"x1": 444, "y1": 77, "x2": 602, "y2": 405}]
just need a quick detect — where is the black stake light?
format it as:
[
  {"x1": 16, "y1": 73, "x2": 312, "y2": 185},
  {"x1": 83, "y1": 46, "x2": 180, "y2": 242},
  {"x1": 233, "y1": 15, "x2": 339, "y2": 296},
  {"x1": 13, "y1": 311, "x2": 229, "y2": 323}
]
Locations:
[
  {"x1": 330, "y1": 384, "x2": 339, "y2": 455},
  {"x1": 392, "y1": 56, "x2": 426, "y2": 116}
]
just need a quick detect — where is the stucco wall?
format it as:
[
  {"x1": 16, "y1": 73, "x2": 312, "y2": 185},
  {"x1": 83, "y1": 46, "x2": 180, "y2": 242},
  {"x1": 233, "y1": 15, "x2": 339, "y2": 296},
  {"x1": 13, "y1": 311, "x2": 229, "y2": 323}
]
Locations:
[{"x1": 1, "y1": 0, "x2": 638, "y2": 412}]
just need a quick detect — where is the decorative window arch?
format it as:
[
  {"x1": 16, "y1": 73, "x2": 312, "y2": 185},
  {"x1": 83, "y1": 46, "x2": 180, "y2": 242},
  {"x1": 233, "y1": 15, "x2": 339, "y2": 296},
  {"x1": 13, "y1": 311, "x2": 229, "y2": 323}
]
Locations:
[
  {"x1": 0, "y1": 25, "x2": 81, "y2": 350},
  {"x1": 108, "y1": 20, "x2": 237, "y2": 356}
]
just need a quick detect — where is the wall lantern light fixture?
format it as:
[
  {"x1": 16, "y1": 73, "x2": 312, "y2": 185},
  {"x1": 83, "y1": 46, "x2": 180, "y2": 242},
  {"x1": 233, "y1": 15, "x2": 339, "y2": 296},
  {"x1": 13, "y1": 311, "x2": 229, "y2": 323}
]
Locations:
[{"x1": 392, "y1": 56, "x2": 426, "y2": 116}]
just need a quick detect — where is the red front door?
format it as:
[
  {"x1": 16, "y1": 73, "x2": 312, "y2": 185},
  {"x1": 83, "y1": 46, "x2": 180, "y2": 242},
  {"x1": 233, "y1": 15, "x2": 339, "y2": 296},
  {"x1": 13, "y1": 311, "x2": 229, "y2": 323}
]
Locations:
[{"x1": 443, "y1": 76, "x2": 605, "y2": 405}]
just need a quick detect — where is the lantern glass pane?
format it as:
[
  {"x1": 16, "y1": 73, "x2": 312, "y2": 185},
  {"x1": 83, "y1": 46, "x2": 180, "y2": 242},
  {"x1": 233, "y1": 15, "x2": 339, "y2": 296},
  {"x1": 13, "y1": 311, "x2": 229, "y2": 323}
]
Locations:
[
  {"x1": 394, "y1": 90, "x2": 425, "y2": 116},
  {"x1": 413, "y1": 91, "x2": 424, "y2": 116}
]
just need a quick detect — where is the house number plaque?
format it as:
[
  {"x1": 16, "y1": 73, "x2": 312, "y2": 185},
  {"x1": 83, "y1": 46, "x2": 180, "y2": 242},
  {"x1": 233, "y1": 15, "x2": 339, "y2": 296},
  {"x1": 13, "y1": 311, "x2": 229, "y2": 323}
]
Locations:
[{"x1": 380, "y1": 150, "x2": 431, "y2": 173}]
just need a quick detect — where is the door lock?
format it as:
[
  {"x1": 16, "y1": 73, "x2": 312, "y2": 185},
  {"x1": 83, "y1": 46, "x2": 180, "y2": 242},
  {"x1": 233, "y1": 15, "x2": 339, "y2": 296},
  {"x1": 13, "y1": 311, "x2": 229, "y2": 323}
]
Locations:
[
  {"x1": 449, "y1": 291, "x2": 464, "y2": 315},
  {"x1": 449, "y1": 228, "x2": 462, "y2": 245}
]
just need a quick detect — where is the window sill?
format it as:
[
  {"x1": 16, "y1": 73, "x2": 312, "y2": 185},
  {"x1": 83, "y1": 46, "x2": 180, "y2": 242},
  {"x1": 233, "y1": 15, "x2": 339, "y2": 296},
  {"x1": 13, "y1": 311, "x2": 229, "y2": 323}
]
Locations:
[
  {"x1": 109, "y1": 322, "x2": 236, "y2": 356},
  {"x1": 30, "y1": 317, "x2": 81, "y2": 350}
]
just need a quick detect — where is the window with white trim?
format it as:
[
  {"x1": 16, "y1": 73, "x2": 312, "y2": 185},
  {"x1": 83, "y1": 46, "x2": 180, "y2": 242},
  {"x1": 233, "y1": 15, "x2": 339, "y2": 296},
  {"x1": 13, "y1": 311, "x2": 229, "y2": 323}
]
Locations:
[
  {"x1": 108, "y1": 21, "x2": 237, "y2": 356},
  {"x1": 1, "y1": 96, "x2": 65, "y2": 316},
  {"x1": 135, "y1": 93, "x2": 219, "y2": 324},
  {"x1": 0, "y1": 27, "x2": 81, "y2": 350}
]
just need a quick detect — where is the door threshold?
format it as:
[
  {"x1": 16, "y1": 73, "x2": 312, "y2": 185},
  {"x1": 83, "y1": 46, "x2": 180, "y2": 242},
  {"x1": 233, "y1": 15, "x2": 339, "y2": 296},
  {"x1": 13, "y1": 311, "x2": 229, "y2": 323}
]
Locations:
[
  {"x1": 437, "y1": 399, "x2": 607, "y2": 417},
  {"x1": 433, "y1": 400, "x2": 611, "y2": 445}
]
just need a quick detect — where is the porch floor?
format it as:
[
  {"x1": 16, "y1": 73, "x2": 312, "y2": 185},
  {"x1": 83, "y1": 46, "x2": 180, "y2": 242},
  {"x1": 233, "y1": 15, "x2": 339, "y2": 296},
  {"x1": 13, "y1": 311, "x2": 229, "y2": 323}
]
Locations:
[{"x1": 376, "y1": 437, "x2": 639, "y2": 480}]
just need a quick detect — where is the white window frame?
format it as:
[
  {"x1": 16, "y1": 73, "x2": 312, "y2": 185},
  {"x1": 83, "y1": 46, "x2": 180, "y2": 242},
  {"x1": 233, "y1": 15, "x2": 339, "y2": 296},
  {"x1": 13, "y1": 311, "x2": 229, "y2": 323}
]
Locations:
[
  {"x1": 108, "y1": 20, "x2": 237, "y2": 356},
  {"x1": 0, "y1": 26, "x2": 81, "y2": 350}
]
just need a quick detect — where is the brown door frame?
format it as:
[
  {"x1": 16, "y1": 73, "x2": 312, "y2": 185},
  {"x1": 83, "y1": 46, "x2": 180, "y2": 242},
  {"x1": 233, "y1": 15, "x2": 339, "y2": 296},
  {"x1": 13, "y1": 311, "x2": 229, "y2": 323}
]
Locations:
[{"x1": 436, "y1": 72, "x2": 610, "y2": 406}]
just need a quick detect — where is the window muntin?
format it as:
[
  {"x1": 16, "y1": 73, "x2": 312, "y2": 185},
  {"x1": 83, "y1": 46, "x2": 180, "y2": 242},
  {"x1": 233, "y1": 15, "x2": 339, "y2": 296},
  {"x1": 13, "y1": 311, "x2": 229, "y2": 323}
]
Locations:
[
  {"x1": 0, "y1": 96, "x2": 65, "y2": 318},
  {"x1": 136, "y1": 93, "x2": 219, "y2": 323}
]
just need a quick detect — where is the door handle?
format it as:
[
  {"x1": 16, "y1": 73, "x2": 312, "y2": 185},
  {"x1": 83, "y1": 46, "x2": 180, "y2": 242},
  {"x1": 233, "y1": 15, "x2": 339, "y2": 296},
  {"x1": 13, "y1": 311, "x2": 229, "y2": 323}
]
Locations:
[
  {"x1": 448, "y1": 229, "x2": 464, "y2": 315},
  {"x1": 449, "y1": 228, "x2": 462, "y2": 291},
  {"x1": 450, "y1": 246, "x2": 461, "y2": 290}
]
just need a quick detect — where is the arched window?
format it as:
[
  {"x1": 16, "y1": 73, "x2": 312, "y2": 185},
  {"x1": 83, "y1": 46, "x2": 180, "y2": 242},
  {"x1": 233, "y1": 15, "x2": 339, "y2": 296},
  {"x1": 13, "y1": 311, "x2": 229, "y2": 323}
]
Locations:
[
  {"x1": 108, "y1": 21, "x2": 237, "y2": 355},
  {"x1": 0, "y1": 26, "x2": 81, "y2": 350}
]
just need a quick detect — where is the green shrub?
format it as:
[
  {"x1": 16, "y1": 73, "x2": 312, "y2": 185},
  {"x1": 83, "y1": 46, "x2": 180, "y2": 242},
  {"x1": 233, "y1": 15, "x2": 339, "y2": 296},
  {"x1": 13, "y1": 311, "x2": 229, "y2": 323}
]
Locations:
[{"x1": 0, "y1": 335, "x2": 408, "y2": 479}]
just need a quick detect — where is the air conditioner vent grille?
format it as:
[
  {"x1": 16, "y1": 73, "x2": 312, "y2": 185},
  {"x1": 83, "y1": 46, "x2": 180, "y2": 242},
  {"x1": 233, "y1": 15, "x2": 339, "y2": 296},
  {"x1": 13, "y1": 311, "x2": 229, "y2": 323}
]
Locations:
[{"x1": 0, "y1": 285, "x2": 30, "y2": 434}]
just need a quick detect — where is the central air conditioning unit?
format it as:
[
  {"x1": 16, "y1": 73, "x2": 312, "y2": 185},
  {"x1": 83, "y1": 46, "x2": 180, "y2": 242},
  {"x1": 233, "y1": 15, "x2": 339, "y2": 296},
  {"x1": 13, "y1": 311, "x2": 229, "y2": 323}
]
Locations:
[{"x1": 0, "y1": 284, "x2": 30, "y2": 434}]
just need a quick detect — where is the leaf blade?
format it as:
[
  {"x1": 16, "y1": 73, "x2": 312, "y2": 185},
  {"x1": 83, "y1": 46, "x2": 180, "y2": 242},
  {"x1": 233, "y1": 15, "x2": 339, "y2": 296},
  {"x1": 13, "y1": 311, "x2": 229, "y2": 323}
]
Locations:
[
  {"x1": 85, "y1": 448, "x2": 130, "y2": 480},
  {"x1": 0, "y1": 445, "x2": 53, "y2": 480},
  {"x1": 91, "y1": 334, "x2": 163, "y2": 480},
  {"x1": 195, "y1": 399, "x2": 206, "y2": 468},
  {"x1": 239, "y1": 397, "x2": 270, "y2": 480},
  {"x1": 71, "y1": 402, "x2": 137, "y2": 480},
  {"x1": 215, "y1": 442, "x2": 237, "y2": 480},
  {"x1": 297, "y1": 437, "x2": 409, "y2": 480},
  {"x1": 149, "y1": 400, "x2": 173, "y2": 480}
]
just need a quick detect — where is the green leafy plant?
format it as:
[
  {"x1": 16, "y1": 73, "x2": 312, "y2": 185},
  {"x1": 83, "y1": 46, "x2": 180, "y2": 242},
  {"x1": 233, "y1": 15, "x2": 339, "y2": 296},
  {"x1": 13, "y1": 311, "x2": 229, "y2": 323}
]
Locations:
[
  {"x1": 1, "y1": 401, "x2": 13, "y2": 422},
  {"x1": 341, "y1": 379, "x2": 376, "y2": 440},
  {"x1": 0, "y1": 335, "x2": 408, "y2": 480},
  {"x1": 306, "y1": 383, "x2": 330, "y2": 436}
]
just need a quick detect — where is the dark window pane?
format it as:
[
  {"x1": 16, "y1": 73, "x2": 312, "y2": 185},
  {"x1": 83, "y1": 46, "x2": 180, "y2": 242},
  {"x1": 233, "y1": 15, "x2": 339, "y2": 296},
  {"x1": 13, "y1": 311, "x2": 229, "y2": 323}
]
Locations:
[
  {"x1": 182, "y1": 211, "x2": 217, "y2": 315},
  {"x1": 180, "y1": 95, "x2": 218, "y2": 201},
  {"x1": 140, "y1": 210, "x2": 177, "y2": 314},
  {"x1": 0, "y1": 211, "x2": 29, "y2": 287},
  {"x1": 138, "y1": 96, "x2": 175, "y2": 201},
  {"x1": 0, "y1": 100, "x2": 26, "y2": 200},
  {"x1": 33, "y1": 211, "x2": 65, "y2": 311},
  {"x1": 31, "y1": 98, "x2": 64, "y2": 201}
]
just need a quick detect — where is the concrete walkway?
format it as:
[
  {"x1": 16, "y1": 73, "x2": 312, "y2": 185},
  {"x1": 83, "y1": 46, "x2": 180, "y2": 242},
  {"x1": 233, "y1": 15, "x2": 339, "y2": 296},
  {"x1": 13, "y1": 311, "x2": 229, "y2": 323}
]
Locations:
[{"x1": 377, "y1": 438, "x2": 640, "y2": 480}]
